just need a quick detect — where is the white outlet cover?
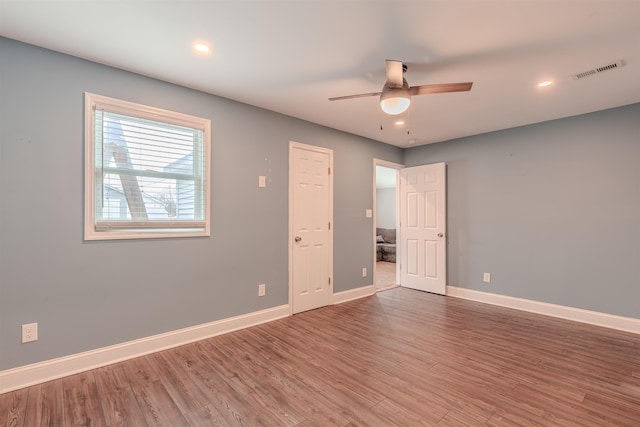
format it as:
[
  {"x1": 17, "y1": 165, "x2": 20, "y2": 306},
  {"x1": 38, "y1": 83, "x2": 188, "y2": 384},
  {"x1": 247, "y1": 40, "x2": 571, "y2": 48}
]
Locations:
[
  {"x1": 483, "y1": 272, "x2": 491, "y2": 283},
  {"x1": 365, "y1": 209, "x2": 373, "y2": 218},
  {"x1": 258, "y1": 176, "x2": 266, "y2": 188},
  {"x1": 22, "y1": 322, "x2": 38, "y2": 343}
]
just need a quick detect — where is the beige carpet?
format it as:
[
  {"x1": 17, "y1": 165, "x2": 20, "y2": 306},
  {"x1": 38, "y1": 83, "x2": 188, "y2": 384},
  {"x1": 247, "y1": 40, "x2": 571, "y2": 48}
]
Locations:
[{"x1": 375, "y1": 261, "x2": 399, "y2": 292}]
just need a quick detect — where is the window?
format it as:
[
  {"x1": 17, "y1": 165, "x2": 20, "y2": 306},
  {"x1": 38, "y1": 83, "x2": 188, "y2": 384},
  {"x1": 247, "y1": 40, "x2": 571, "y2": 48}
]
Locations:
[{"x1": 84, "y1": 93, "x2": 210, "y2": 240}]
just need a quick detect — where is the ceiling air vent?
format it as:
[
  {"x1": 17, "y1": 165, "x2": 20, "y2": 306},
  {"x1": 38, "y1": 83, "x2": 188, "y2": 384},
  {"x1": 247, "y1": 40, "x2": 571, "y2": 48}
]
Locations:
[{"x1": 572, "y1": 60, "x2": 626, "y2": 80}]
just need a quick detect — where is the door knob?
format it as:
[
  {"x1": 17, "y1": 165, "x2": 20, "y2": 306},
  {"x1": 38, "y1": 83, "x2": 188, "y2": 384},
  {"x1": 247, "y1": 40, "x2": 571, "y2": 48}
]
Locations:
[
  {"x1": 437, "y1": 233, "x2": 444, "y2": 238},
  {"x1": 295, "y1": 236, "x2": 302, "y2": 242}
]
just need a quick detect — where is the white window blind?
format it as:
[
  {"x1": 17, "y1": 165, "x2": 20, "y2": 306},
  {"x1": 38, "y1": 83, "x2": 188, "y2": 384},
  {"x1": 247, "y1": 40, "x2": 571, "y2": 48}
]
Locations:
[{"x1": 85, "y1": 93, "x2": 211, "y2": 240}]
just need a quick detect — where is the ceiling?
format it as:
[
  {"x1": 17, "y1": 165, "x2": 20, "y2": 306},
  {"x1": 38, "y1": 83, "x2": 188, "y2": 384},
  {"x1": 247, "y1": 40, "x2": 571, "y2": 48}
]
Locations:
[{"x1": 2, "y1": 0, "x2": 639, "y2": 148}]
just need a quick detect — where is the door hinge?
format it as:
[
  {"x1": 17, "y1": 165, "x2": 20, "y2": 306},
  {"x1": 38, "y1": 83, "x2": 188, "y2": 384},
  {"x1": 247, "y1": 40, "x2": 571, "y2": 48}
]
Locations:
[
  {"x1": 328, "y1": 277, "x2": 331, "y2": 285},
  {"x1": 328, "y1": 222, "x2": 331, "y2": 230},
  {"x1": 328, "y1": 167, "x2": 331, "y2": 175}
]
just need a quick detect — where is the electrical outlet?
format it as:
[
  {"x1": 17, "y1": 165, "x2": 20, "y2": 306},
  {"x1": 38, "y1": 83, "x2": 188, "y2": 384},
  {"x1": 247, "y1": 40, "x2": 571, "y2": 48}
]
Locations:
[
  {"x1": 22, "y1": 323, "x2": 38, "y2": 343},
  {"x1": 258, "y1": 176, "x2": 266, "y2": 188},
  {"x1": 483, "y1": 272, "x2": 491, "y2": 283},
  {"x1": 258, "y1": 283, "x2": 266, "y2": 297},
  {"x1": 362, "y1": 267, "x2": 367, "y2": 277}
]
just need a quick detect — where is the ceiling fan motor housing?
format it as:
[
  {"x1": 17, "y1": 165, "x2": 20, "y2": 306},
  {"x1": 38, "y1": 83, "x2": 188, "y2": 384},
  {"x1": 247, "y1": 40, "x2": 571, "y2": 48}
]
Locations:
[{"x1": 380, "y1": 79, "x2": 411, "y2": 115}]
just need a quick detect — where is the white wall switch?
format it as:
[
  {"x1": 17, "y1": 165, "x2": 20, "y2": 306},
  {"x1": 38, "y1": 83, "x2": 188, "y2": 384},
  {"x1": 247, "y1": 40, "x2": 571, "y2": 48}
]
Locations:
[
  {"x1": 362, "y1": 267, "x2": 367, "y2": 277},
  {"x1": 22, "y1": 322, "x2": 38, "y2": 343},
  {"x1": 258, "y1": 176, "x2": 266, "y2": 188},
  {"x1": 365, "y1": 209, "x2": 373, "y2": 218},
  {"x1": 483, "y1": 272, "x2": 491, "y2": 283},
  {"x1": 258, "y1": 283, "x2": 266, "y2": 296}
]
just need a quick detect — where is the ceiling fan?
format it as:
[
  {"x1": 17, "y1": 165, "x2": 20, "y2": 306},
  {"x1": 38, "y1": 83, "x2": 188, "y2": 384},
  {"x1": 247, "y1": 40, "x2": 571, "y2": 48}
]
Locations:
[{"x1": 329, "y1": 60, "x2": 473, "y2": 115}]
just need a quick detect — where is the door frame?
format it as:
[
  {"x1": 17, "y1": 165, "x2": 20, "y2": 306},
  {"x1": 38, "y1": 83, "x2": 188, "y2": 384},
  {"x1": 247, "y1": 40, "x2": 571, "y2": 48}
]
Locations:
[
  {"x1": 373, "y1": 159, "x2": 404, "y2": 290},
  {"x1": 289, "y1": 141, "x2": 334, "y2": 315}
]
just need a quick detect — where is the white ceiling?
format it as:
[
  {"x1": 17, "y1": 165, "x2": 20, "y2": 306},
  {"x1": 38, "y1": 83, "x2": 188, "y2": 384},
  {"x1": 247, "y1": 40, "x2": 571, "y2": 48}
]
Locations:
[{"x1": 2, "y1": 0, "x2": 639, "y2": 148}]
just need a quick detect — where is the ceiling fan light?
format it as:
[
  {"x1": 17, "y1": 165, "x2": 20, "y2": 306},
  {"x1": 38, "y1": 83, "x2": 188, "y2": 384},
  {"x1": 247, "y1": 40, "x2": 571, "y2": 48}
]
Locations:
[{"x1": 380, "y1": 88, "x2": 411, "y2": 115}]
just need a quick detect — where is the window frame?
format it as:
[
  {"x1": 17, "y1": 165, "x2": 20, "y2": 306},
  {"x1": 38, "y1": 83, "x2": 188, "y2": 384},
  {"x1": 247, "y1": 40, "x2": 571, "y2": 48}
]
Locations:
[{"x1": 84, "y1": 92, "x2": 211, "y2": 240}]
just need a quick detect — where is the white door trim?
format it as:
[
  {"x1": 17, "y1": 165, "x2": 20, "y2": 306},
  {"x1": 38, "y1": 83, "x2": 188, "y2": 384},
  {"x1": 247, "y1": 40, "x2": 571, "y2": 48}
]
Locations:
[
  {"x1": 373, "y1": 159, "x2": 404, "y2": 290},
  {"x1": 289, "y1": 141, "x2": 334, "y2": 315}
]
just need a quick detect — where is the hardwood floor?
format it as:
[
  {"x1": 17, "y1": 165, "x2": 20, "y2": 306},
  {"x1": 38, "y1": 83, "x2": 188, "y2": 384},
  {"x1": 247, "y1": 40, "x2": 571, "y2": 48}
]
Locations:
[
  {"x1": 375, "y1": 261, "x2": 398, "y2": 292},
  {"x1": 2, "y1": 287, "x2": 639, "y2": 426}
]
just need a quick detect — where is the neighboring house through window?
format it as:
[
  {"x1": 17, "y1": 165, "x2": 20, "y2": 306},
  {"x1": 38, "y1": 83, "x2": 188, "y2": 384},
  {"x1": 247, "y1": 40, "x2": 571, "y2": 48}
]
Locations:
[{"x1": 84, "y1": 93, "x2": 211, "y2": 240}]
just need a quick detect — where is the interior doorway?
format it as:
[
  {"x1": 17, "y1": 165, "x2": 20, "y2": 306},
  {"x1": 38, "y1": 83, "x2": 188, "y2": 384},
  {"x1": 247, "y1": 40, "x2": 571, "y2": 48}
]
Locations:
[
  {"x1": 373, "y1": 160, "x2": 403, "y2": 292},
  {"x1": 399, "y1": 163, "x2": 447, "y2": 295},
  {"x1": 290, "y1": 142, "x2": 333, "y2": 314}
]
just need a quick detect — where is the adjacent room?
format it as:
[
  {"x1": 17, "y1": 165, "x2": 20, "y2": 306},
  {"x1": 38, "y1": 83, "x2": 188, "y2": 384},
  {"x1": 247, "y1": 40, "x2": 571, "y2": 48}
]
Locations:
[
  {"x1": 1, "y1": 1, "x2": 639, "y2": 425},
  {"x1": 375, "y1": 164, "x2": 399, "y2": 292}
]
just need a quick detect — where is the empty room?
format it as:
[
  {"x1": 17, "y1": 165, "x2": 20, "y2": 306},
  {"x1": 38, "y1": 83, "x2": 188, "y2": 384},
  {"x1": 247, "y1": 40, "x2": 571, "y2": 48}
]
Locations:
[{"x1": 1, "y1": 1, "x2": 639, "y2": 426}]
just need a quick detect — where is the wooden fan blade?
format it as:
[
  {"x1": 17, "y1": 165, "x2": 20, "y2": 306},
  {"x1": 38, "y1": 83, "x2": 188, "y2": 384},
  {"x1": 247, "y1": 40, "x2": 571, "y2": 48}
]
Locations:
[
  {"x1": 328, "y1": 92, "x2": 382, "y2": 101},
  {"x1": 410, "y1": 82, "x2": 473, "y2": 95},
  {"x1": 386, "y1": 60, "x2": 404, "y2": 88}
]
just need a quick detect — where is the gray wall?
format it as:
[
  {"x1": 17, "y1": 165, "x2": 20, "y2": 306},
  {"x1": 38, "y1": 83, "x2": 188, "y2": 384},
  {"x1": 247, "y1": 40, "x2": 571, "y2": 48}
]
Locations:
[
  {"x1": 2, "y1": 36, "x2": 638, "y2": 373},
  {"x1": 404, "y1": 103, "x2": 640, "y2": 319},
  {"x1": 0, "y1": 38, "x2": 402, "y2": 370},
  {"x1": 376, "y1": 188, "x2": 396, "y2": 229}
]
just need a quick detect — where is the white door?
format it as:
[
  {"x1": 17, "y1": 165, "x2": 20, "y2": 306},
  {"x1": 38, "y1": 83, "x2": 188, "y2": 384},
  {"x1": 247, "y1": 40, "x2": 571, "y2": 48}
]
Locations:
[
  {"x1": 400, "y1": 162, "x2": 447, "y2": 294},
  {"x1": 290, "y1": 142, "x2": 333, "y2": 314}
]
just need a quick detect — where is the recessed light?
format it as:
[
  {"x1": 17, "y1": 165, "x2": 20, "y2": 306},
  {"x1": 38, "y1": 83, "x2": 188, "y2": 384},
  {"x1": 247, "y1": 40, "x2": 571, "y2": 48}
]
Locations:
[
  {"x1": 194, "y1": 43, "x2": 210, "y2": 54},
  {"x1": 395, "y1": 120, "x2": 405, "y2": 126},
  {"x1": 538, "y1": 80, "x2": 553, "y2": 87}
]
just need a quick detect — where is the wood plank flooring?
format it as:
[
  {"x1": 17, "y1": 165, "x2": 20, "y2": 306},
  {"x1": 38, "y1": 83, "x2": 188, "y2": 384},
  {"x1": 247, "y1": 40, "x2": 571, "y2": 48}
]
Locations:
[
  {"x1": 375, "y1": 261, "x2": 398, "y2": 292},
  {"x1": 2, "y1": 287, "x2": 639, "y2": 426}
]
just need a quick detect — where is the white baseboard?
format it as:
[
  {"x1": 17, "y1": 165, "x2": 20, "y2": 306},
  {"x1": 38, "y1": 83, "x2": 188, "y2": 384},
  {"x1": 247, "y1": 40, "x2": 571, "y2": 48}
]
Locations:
[
  {"x1": 7, "y1": 286, "x2": 634, "y2": 394},
  {"x1": 446, "y1": 286, "x2": 640, "y2": 334},
  {"x1": 333, "y1": 284, "x2": 376, "y2": 304},
  {"x1": 0, "y1": 304, "x2": 290, "y2": 394}
]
